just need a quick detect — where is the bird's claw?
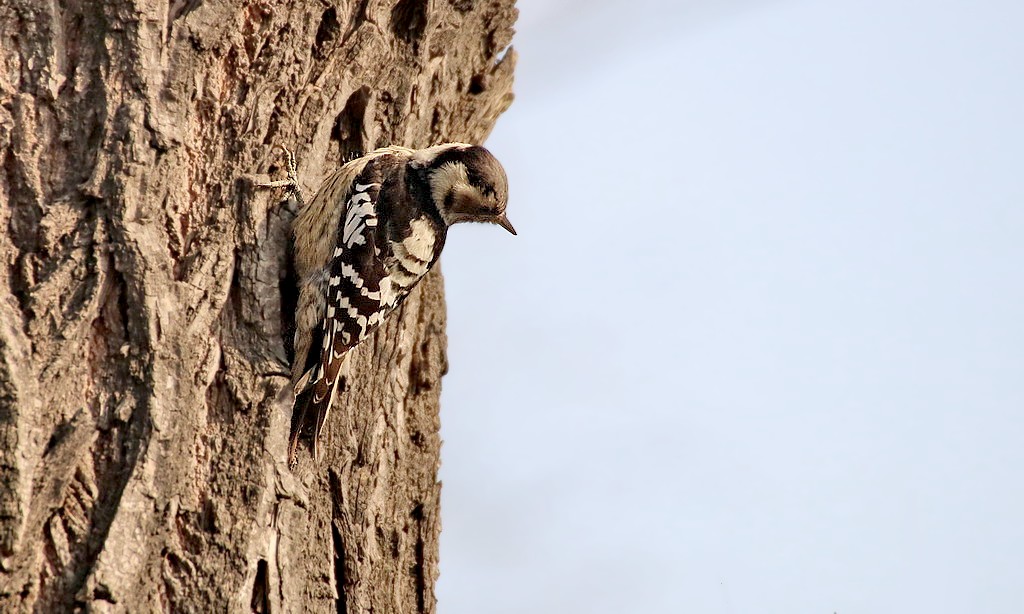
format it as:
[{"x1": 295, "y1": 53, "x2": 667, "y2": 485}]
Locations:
[{"x1": 257, "y1": 146, "x2": 299, "y2": 191}]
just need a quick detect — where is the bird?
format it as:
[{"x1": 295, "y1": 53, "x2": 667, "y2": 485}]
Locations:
[{"x1": 258, "y1": 143, "x2": 514, "y2": 463}]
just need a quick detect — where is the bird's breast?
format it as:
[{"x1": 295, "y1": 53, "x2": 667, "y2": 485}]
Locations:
[{"x1": 386, "y1": 216, "x2": 440, "y2": 289}]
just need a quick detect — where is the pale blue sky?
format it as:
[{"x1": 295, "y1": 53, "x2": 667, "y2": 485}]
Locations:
[{"x1": 437, "y1": 1, "x2": 1024, "y2": 612}]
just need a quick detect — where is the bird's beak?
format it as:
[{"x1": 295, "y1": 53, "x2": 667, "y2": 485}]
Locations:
[{"x1": 497, "y1": 214, "x2": 517, "y2": 235}]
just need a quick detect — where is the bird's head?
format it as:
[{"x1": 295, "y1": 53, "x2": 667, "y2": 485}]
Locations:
[{"x1": 414, "y1": 143, "x2": 515, "y2": 235}]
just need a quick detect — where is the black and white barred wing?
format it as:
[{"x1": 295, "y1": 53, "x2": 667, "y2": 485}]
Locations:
[{"x1": 291, "y1": 176, "x2": 399, "y2": 460}]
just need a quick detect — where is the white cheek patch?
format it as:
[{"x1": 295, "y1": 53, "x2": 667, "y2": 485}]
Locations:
[{"x1": 429, "y1": 162, "x2": 471, "y2": 218}]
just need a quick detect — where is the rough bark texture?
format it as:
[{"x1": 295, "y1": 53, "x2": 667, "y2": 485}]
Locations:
[{"x1": 0, "y1": 0, "x2": 516, "y2": 611}]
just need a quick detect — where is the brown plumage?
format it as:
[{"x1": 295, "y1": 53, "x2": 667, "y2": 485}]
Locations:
[{"x1": 260, "y1": 143, "x2": 514, "y2": 464}]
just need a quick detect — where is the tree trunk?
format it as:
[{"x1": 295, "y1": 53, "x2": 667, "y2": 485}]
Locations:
[{"x1": 0, "y1": 0, "x2": 516, "y2": 611}]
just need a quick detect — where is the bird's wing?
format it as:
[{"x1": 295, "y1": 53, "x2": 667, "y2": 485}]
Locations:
[{"x1": 289, "y1": 163, "x2": 401, "y2": 462}]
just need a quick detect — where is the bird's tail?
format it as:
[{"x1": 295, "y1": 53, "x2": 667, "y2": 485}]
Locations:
[{"x1": 288, "y1": 367, "x2": 343, "y2": 465}]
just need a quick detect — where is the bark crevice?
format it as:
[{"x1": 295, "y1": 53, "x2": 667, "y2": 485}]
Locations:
[{"x1": 0, "y1": 1, "x2": 517, "y2": 611}]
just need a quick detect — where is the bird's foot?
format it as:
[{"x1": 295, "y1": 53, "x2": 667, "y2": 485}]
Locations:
[{"x1": 258, "y1": 146, "x2": 303, "y2": 204}]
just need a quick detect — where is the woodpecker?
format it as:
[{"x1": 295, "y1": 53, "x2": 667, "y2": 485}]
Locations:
[{"x1": 259, "y1": 143, "x2": 514, "y2": 463}]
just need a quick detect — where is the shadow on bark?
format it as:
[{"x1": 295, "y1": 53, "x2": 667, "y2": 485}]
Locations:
[{"x1": 0, "y1": 0, "x2": 517, "y2": 611}]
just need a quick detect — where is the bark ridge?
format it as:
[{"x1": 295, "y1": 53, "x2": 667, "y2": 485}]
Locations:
[{"x1": 0, "y1": 0, "x2": 517, "y2": 611}]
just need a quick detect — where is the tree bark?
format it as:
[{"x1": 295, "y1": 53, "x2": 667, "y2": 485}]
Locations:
[{"x1": 0, "y1": 0, "x2": 516, "y2": 611}]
